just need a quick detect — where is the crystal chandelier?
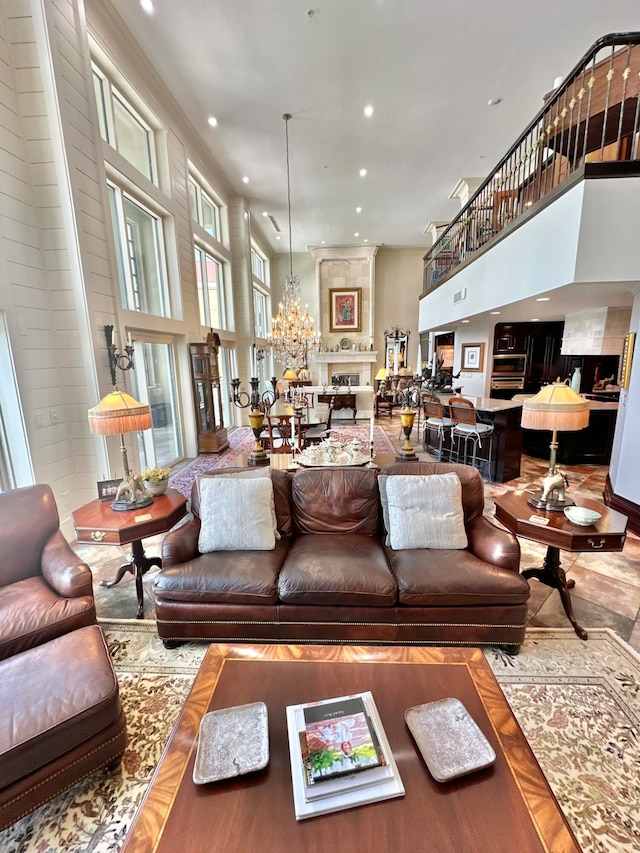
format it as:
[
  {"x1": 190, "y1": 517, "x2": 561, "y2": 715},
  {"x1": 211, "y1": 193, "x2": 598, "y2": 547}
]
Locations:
[{"x1": 266, "y1": 114, "x2": 318, "y2": 370}]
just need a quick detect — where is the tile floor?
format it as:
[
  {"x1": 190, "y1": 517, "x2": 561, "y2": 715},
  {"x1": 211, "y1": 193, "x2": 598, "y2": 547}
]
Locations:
[{"x1": 78, "y1": 417, "x2": 640, "y2": 653}]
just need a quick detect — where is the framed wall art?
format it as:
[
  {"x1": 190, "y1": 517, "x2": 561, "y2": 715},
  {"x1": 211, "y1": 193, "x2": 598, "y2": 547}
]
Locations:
[
  {"x1": 620, "y1": 331, "x2": 636, "y2": 390},
  {"x1": 461, "y1": 342, "x2": 485, "y2": 373},
  {"x1": 329, "y1": 288, "x2": 362, "y2": 333}
]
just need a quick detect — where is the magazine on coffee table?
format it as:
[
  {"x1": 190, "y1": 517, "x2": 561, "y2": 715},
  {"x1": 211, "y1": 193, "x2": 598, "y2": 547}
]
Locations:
[
  {"x1": 302, "y1": 695, "x2": 382, "y2": 784},
  {"x1": 286, "y1": 691, "x2": 404, "y2": 820}
]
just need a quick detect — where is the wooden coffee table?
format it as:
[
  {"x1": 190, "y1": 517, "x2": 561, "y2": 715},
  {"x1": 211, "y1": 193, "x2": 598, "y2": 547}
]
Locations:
[{"x1": 121, "y1": 644, "x2": 580, "y2": 853}]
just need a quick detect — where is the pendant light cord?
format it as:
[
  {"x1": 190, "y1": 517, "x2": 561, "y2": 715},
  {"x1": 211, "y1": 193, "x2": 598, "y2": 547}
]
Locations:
[{"x1": 283, "y1": 113, "x2": 293, "y2": 279}]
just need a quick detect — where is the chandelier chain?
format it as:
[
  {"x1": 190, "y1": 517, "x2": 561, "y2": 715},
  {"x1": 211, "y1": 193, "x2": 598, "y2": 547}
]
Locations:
[
  {"x1": 283, "y1": 112, "x2": 293, "y2": 279},
  {"x1": 266, "y1": 113, "x2": 318, "y2": 370}
]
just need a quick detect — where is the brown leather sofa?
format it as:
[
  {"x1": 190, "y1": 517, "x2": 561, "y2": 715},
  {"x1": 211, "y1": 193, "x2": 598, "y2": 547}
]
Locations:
[
  {"x1": 155, "y1": 462, "x2": 530, "y2": 651},
  {"x1": 0, "y1": 485, "x2": 126, "y2": 830}
]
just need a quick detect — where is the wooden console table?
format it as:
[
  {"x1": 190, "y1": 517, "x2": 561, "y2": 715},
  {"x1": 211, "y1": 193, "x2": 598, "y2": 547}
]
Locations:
[{"x1": 317, "y1": 392, "x2": 357, "y2": 422}]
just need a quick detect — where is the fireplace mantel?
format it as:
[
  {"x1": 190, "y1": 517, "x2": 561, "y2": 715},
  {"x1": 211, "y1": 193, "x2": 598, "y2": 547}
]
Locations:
[{"x1": 312, "y1": 351, "x2": 378, "y2": 386}]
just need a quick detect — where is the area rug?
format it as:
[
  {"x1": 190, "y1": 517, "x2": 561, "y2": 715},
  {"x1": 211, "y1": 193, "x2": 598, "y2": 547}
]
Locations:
[
  {"x1": 168, "y1": 425, "x2": 397, "y2": 497},
  {"x1": 1, "y1": 626, "x2": 639, "y2": 852}
]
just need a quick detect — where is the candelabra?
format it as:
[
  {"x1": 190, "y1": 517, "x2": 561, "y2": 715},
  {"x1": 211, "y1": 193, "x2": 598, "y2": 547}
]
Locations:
[
  {"x1": 395, "y1": 376, "x2": 424, "y2": 462},
  {"x1": 230, "y1": 376, "x2": 277, "y2": 465},
  {"x1": 230, "y1": 376, "x2": 277, "y2": 411},
  {"x1": 104, "y1": 325, "x2": 135, "y2": 387}
]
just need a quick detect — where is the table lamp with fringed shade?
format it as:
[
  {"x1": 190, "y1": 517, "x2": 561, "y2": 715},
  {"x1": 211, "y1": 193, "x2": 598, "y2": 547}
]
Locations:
[
  {"x1": 88, "y1": 389, "x2": 154, "y2": 511},
  {"x1": 521, "y1": 380, "x2": 590, "y2": 511}
]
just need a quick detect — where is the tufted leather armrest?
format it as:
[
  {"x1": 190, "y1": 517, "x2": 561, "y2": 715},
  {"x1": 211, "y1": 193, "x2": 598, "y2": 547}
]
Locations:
[
  {"x1": 41, "y1": 531, "x2": 93, "y2": 597},
  {"x1": 465, "y1": 515, "x2": 520, "y2": 572},
  {"x1": 162, "y1": 517, "x2": 202, "y2": 568}
]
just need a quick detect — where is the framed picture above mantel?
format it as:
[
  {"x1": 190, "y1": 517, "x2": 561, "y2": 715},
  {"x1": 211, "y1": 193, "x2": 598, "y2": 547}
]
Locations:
[{"x1": 329, "y1": 288, "x2": 362, "y2": 333}]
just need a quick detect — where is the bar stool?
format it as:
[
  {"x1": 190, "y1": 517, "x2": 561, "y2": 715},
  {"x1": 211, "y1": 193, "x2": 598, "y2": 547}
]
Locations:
[
  {"x1": 448, "y1": 397, "x2": 494, "y2": 481},
  {"x1": 422, "y1": 397, "x2": 453, "y2": 460}
]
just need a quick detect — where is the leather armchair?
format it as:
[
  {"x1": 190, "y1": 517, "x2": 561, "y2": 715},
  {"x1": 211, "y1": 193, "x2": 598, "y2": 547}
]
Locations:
[{"x1": 0, "y1": 484, "x2": 96, "y2": 660}]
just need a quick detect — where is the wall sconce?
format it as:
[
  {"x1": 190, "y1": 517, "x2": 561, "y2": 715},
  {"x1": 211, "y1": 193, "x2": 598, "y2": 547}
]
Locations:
[{"x1": 104, "y1": 325, "x2": 135, "y2": 387}]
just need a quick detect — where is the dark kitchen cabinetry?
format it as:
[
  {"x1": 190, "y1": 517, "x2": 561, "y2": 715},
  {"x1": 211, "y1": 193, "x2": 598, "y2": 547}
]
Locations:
[
  {"x1": 524, "y1": 322, "x2": 565, "y2": 392},
  {"x1": 493, "y1": 322, "x2": 564, "y2": 394}
]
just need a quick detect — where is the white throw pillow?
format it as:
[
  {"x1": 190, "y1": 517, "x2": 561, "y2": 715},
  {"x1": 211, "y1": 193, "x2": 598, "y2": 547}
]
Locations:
[
  {"x1": 196, "y1": 467, "x2": 280, "y2": 539},
  {"x1": 198, "y1": 476, "x2": 276, "y2": 552},
  {"x1": 381, "y1": 473, "x2": 467, "y2": 550}
]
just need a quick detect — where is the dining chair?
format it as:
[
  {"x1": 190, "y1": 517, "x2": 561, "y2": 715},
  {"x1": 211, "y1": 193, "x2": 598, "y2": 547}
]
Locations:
[
  {"x1": 303, "y1": 400, "x2": 334, "y2": 446},
  {"x1": 266, "y1": 414, "x2": 302, "y2": 453}
]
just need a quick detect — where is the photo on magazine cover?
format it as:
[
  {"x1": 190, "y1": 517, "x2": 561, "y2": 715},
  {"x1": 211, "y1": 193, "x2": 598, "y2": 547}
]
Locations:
[{"x1": 302, "y1": 697, "x2": 382, "y2": 783}]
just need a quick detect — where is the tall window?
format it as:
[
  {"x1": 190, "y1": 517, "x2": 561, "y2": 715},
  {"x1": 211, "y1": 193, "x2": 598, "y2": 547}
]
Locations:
[
  {"x1": 194, "y1": 247, "x2": 225, "y2": 329},
  {"x1": 108, "y1": 184, "x2": 170, "y2": 318},
  {"x1": 131, "y1": 340, "x2": 182, "y2": 468},
  {"x1": 189, "y1": 178, "x2": 220, "y2": 240},
  {"x1": 92, "y1": 65, "x2": 157, "y2": 184},
  {"x1": 253, "y1": 288, "x2": 268, "y2": 340},
  {"x1": 0, "y1": 406, "x2": 16, "y2": 491},
  {"x1": 251, "y1": 247, "x2": 265, "y2": 283}
]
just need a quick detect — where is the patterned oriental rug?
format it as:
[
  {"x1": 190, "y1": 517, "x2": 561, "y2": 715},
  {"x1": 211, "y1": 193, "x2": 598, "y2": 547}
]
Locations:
[
  {"x1": 1, "y1": 626, "x2": 639, "y2": 852},
  {"x1": 168, "y1": 425, "x2": 397, "y2": 497}
]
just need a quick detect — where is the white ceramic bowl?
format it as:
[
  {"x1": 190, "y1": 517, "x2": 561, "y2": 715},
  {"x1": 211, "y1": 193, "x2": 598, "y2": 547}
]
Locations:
[{"x1": 564, "y1": 506, "x2": 601, "y2": 526}]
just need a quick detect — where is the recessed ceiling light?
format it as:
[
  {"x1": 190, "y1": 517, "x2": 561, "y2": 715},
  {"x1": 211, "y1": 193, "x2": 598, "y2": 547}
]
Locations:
[
  {"x1": 354, "y1": 232, "x2": 359, "y2": 237},
  {"x1": 140, "y1": 0, "x2": 154, "y2": 13},
  {"x1": 536, "y1": 297, "x2": 550, "y2": 302},
  {"x1": 462, "y1": 319, "x2": 470, "y2": 324},
  {"x1": 275, "y1": 235, "x2": 281, "y2": 240},
  {"x1": 490, "y1": 311, "x2": 500, "y2": 315},
  {"x1": 487, "y1": 98, "x2": 502, "y2": 106},
  {"x1": 355, "y1": 206, "x2": 362, "y2": 213},
  {"x1": 363, "y1": 239, "x2": 368, "y2": 243},
  {"x1": 242, "y1": 176, "x2": 249, "y2": 184},
  {"x1": 531, "y1": 318, "x2": 540, "y2": 322},
  {"x1": 262, "y1": 211, "x2": 268, "y2": 217},
  {"x1": 364, "y1": 105, "x2": 374, "y2": 117},
  {"x1": 359, "y1": 168, "x2": 367, "y2": 177},
  {"x1": 207, "y1": 116, "x2": 218, "y2": 127},
  {"x1": 321, "y1": 240, "x2": 326, "y2": 245}
]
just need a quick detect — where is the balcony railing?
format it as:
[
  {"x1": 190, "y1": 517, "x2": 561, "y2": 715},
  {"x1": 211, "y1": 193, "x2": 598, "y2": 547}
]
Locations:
[{"x1": 423, "y1": 32, "x2": 640, "y2": 291}]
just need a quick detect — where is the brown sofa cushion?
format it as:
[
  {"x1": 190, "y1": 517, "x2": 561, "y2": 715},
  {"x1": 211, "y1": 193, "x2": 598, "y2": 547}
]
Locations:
[
  {"x1": 0, "y1": 576, "x2": 96, "y2": 661},
  {"x1": 291, "y1": 468, "x2": 380, "y2": 535},
  {"x1": 385, "y1": 547, "x2": 530, "y2": 606},
  {"x1": 278, "y1": 534, "x2": 397, "y2": 606},
  {"x1": 154, "y1": 538, "x2": 290, "y2": 605},
  {"x1": 0, "y1": 625, "x2": 121, "y2": 789}
]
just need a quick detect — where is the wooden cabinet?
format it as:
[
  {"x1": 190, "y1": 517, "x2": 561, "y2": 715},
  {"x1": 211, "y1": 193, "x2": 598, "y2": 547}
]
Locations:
[
  {"x1": 524, "y1": 322, "x2": 565, "y2": 392},
  {"x1": 494, "y1": 322, "x2": 565, "y2": 393},
  {"x1": 189, "y1": 339, "x2": 229, "y2": 454}
]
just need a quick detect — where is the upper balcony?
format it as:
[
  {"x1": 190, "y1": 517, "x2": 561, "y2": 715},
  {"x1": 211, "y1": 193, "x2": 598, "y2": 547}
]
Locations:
[{"x1": 423, "y1": 33, "x2": 640, "y2": 294}]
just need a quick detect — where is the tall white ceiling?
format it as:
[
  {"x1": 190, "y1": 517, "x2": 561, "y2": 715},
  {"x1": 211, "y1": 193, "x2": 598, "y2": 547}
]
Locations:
[{"x1": 108, "y1": 0, "x2": 640, "y2": 255}]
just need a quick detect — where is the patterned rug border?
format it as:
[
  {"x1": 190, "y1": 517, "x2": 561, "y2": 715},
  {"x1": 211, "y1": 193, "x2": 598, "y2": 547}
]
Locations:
[{"x1": 3, "y1": 623, "x2": 639, "y2": 852}]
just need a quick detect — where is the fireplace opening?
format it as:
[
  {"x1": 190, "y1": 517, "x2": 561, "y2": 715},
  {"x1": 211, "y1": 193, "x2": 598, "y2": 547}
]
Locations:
[{"x1": 334, "y1": 373, "x2": 360, "y2": 386}]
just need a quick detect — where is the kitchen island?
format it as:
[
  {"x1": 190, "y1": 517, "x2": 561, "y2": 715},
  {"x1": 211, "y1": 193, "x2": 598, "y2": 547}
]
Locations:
[
  {"x1": 423, "y1": 395, "x2": 619, "y2": 482},
  {"x1": 425, "y1": 396, "x2": 524, "y2": 483}
]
